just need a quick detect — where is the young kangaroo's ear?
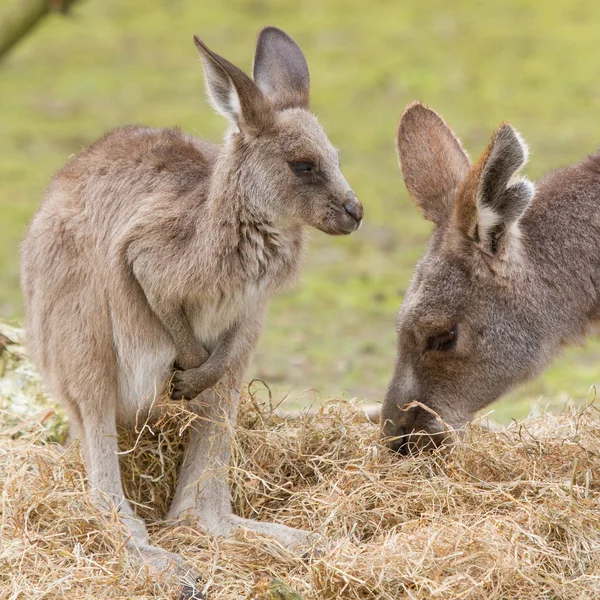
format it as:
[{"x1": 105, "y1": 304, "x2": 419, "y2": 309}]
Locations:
[
  {"x1": 456, "y1": 123, "x2": 534, "y2": 258},
  {"x1": 396, "y1": 102, "x2": 470, "y2": 225},
  {"x1": 193, "y1": 34, "x2": 274, "y2": 134},
  {"x1": 253, "y1": 26, "x2": 310, "y2": 110}
]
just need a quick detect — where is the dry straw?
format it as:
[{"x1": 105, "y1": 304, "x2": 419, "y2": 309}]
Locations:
[{"x1": 1, "y1": 327, "x2": 600, "y2": 599}]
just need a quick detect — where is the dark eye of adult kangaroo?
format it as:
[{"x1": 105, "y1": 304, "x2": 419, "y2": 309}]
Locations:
[
  {"x1": 381, "y1": 101, "x2": 600, "y2": 454},
  {"x1": 20, "y1": 26, "x2": 363, "y2": 592}
]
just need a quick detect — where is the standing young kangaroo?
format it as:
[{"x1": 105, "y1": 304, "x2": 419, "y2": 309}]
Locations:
[
  {"x1": 21, "y1": 26, "x2": 363, "y2": 587},
  {"x1": 381, "y1": 102, "x2": 600, "y2": 453}
]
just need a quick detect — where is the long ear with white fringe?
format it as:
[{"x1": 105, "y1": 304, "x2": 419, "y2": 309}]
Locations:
[
  {"x1": 455, "y1": 123, "x2": 534, "y2": 258},
  {"x1": 193, "y1": 34, "x2": 274, "y2": 134}
]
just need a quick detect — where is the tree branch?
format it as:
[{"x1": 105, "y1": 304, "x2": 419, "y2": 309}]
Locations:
[{"x1": 0, "y1": 0, "x2": 83, "y2": 61}]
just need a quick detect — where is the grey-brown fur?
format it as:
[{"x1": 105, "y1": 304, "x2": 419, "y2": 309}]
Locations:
[
  {"x1": 381, "y1": 101, "x2": 600, "y2": 454},
  {"x1": 20, "y1": 26, "x2": 362, "y2": 588}
]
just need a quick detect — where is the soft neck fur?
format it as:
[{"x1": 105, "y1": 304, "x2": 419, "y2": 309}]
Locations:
[{"x1": 199, "y1": 139, "x2": 307, "y2": 294}]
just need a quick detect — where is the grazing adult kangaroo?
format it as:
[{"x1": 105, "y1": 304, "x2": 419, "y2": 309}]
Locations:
[
  {"x1": 381, "y1": 101, "x2": 600, "y2": 453},
  {"x1": 21, "y1": 26, "x2": 363, "y2": 588}
]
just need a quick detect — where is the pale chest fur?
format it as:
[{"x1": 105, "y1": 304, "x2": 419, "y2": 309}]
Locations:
[
  {"x1": 185, "y1": 281, "x2": 269, "y2": 349},
  {"x1": 187, "y1": 220, "x2": 306, "y2": 347}
]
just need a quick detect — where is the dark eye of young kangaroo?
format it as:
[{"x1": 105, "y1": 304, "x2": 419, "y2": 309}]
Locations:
[{"x1": 290, "y1": 161, "x2": 314, "y2": 175}]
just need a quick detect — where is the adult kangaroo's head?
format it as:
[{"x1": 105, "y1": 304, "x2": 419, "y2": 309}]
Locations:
[
  {"x1": 381, "y1": 103, "x2": 544, "y2": 454},
  {"x1": 194, "y1": 27, "x2": 363, "y2": 235}
]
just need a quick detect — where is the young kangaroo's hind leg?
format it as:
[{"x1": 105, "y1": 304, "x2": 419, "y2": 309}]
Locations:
[
  {"x1": 167, "y1": 375, "x2": 311, "y2": 551},
  {"x1": 74, "y1": 382, "x2": 200, "y2": 594}
]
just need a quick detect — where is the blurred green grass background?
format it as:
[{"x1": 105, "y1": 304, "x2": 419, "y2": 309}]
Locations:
[{"x1": 2, "y1": 0, "x2": 600, "y2": 420}]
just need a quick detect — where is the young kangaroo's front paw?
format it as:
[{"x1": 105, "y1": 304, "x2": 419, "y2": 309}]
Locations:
[
  {"x1": 174, "y1": 345, "x2": 210, "y2": 371},
  {"x1": 170, "y1": 364, "x2": 222, "y2": 400}
]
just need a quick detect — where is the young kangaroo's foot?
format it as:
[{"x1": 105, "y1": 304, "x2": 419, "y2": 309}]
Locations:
[
  {"x1": 96, "y1": 490, "x2": 202, "y2": 596},
  {"x1": 95, "y1": 486, "x2": 202, "y2": 596},
  {"x1": 171, "y1": 509, "x2": 313, "y2": 551},
  {"x1": 217, "y1": 514, "x2": 313, "y2": 551},
  {"x1": 128, "y1": 541, "x2": 203, "y2": 599}
]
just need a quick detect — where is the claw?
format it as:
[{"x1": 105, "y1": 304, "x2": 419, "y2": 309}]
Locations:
[
  {"x1": 170, "y1": 385, "x2": 187, "y2": 400},
  {"x1": 170, "y1": 370, "x2": 189, "y2": 400},
  {"x1": 301, "y1": 545, "x2": 324, "y2": 561},
  {"x1": 180, "y1": 580, "x2": 206, "y2": 600}
]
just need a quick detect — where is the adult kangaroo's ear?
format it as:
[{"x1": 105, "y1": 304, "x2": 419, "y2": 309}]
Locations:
[
  {"x1": 253, "y1": 26, "x2": 310, "y2": 110},
  {"x1": 194, "y1": 34, "x2": 274, "y2": 134},
  {"x1": 455, "y1": 123, "x2": 534, "y2": 259},
  {"x1": 396, "y1": 102, "x2": 471, "y2": 226}
]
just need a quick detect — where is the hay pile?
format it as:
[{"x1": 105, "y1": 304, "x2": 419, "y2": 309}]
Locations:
[{"x1": 1, "y1": 325, "x2": 600, "y2": 599}]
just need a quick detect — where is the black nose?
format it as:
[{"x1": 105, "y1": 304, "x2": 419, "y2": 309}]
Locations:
[
  {"x1": 344, "y1": 195, "x2": 363, "y2": 222},
  {"x1": 387, "y1": 432, "x2": 410, "y2": 455},
  {"x1": 381, "y1": 405, "x2": 422, "y2": 456}
]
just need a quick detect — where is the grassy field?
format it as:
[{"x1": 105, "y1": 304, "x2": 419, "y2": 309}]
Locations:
[{"x1": 1, "y1": 0, "x2": 600, "y2": 421}]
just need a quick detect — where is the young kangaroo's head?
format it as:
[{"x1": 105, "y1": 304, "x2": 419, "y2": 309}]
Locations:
[
  {"x1": 381, "y1": 103, "x2": 540, "y2": 454},
  {"x1": 194, "y1": 27, "x2": 363, "y2": 234}
]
